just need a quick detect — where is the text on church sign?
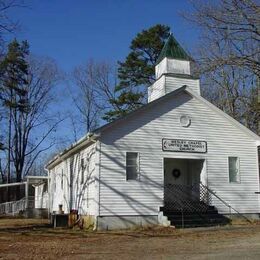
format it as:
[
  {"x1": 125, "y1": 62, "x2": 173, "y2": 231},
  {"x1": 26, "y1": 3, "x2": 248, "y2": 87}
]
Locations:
[{"x1": 162, "y1": 139, "x2": 207, "y2": 153}]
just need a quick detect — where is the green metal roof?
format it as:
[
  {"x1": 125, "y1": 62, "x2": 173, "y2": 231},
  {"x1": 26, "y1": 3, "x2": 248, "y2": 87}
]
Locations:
[{"x1": 156, "y1": 34, "x2": 192, "y2": 64}]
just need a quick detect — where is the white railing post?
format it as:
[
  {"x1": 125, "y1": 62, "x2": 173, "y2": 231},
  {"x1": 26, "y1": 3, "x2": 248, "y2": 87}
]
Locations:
[{"x1": 25, "y1": 181, "x2": 29, "y2": 209}]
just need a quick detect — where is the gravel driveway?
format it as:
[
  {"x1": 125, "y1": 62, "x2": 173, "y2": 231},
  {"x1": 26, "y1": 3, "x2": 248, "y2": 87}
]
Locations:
[{"x1": 0, "y1": 219, "x2": 260, "y2": 259}]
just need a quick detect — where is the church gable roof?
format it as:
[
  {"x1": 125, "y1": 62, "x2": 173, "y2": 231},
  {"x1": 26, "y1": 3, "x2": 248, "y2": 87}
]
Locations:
[
  {"x1": 186, "y1": 88, "x2": 260, "y2": 142},
  {"x1": 95, "y1": 86, "x2": 260, "y2": 142},
  {"x1": 156, "y1": 34, "x2": 192, "y2": 64},
  {"x1": 46, "y1": 85, "x2": 259, "y2": 169},
  {"x1": 95, "y1": 86, "x2": 187, "y2": 133}
]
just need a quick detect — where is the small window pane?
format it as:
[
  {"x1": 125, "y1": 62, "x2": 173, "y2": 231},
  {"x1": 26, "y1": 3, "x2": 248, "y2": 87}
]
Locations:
[
  {"x1": 126, "y1": 153, "x2": 138, "y2": 165},
  {"x1": 126, "y1": 152, "x2": 138, "y2": 180},
  {"x1": 229, "y1": 157, "x2": 240, "y2": 183},
  {"x1": 126, "y1": 166, "x2": 138, "y2": 180}
]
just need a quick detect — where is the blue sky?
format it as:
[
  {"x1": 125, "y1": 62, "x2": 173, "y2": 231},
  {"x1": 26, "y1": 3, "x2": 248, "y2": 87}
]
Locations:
[
  {"x1": 11, "y1": 0, "x2": 198, "y2": 71},
  {"x1": 9, "y1": 0, "x2": 199, "y2": 152}
]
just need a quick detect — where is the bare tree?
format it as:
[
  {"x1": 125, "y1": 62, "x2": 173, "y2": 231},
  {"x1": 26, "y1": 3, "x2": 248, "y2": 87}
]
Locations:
[
  {"x1": 0, "y1": 55, "x2": 63, "y2": 183},
  {"x1": 0, "y1": 0, "x2": 27, "y2": 148},
  {"x1": 184, "y1": 0, "x2": 259, "y2": 133},
  {"x1": 186, "y1": 0, "x2": 259, "y2": 75},
  {"x1": 73, "y1": 147, "x2": 96, "y2": 217},
  {"x1": 0, "y1": 0, "x2": 26, "y2": 53},
  {"x1": 201, "y1": 65, "x2": 259, "y2": 131},
  {"x1": 0, "y1": 158, "x2": 7, "y2": 182},
  {"x1": 70, "y1": 60, "x2": 117, "y2": 132},
  {"x1": 49, "y1": 146, "x2": 96, "y2": 227}
]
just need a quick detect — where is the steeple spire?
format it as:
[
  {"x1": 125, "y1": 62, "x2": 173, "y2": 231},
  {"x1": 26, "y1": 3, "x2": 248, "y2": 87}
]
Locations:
[
  {"x1": 156, "y1": 34, "x2": 192, "y2": 64},
  {"x1": 149, "y1": 32, "x2": 200, "y2": 103}
]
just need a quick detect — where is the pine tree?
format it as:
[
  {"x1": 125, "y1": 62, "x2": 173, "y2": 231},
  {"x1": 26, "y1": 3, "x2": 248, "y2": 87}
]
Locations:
[
  {"x1": 104, "y1": 24, "x2": 170, "y2": 122},
  {"x1": 0, "y1": 39, "x2": 29, "y2": 111},
  {"x1": 0, "y1": 39, "x2": 30, "y2": 183}
]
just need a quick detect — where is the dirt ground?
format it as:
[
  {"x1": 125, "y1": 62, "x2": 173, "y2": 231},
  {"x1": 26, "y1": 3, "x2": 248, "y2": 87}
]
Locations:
[{"x1": 0, "y1": 218, "x2": 260, "y2": 259}]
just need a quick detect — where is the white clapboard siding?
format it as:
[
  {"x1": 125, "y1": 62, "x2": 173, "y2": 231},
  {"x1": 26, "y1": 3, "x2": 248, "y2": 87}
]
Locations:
[
  {"x1": 148, "y1": 74, "x2": 200, "y2": 103},
  {"x1": 165, "y1": 75, "x2": 200, "y2": 95},
  {"x1": 155, "y1": 57, "x2": 167, "y2": 79},
  {"x1": 155, "y1": 58, "x2": 191, "y2": 79},
  {"x1": 49, "y1": 143, "x2": 98, "y2": 216},
  {"x1": 167, "y1": 59, "x2": 191, "y2": 75},
  {"x1": 81, "y1": 143, "x2": 98, "y2": 215},
  {"x1": 148, "y1": 75, "x2": 165, "y2": 102},
  {"x1": 99, "y1": 91, "x2": 259, "y2": 216},
  {"x1": 49, "y1": 160, "x2": 70, "y2": 213}
]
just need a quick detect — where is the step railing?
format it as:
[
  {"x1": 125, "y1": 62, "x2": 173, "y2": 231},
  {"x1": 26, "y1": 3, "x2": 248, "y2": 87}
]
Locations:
[
  {"x1": 164, "y1": 183, "x2": 212, "y2": 212},
  {"x1": 0, "y1": 197, "x2": 26, "y2": 216},
  {"x1": 0, "y1": 195, "x2": 49, "y2": 216},
  {"x1": 163, "y1": 182, "x2": 252, "y2": 224},
  {"x1": 163, "y1": 183, "x2": 212, "y2": 227},
  {"x1": 199, "y1": 182, "x2": 252, "y2": 223},
  {"x1": 163, "y1": 186, "x2": 185, "y2": 228}
]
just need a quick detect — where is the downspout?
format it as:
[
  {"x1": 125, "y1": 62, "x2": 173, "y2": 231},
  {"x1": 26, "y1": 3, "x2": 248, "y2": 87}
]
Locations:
[
  {"x1": 256, "y1": 145, "x2": 260, "y2": 213},
  {"x1": 81, "y1": 133, "x2": 100, "y2": 230},
  {"x1": 48, "y1": 170, "x2": 51, "y2": 218},
  {"x1": 44, "y1": 167, "x2": 50, "y2": 219},
  {"x1": 87, "y1": 135, "x2": 100, "y2": 214},
  {"x1": 90, "y1": 135, "x2": 101, "y2": 230},
  {"x1": 98, "y1": 140, "x2": 101, "y2": 217}
]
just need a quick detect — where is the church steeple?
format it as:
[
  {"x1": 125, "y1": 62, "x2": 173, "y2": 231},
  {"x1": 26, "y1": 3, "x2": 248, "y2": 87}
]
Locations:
[
  {"x1": 155, "y1": 33, "x2": 193, "y2": 79},
  {"x1": 148, "y1": 32, "x2": 200, "y2": 103},
  {"x1": 156, "y1": 34, "x2": 192, "y2": 65}
]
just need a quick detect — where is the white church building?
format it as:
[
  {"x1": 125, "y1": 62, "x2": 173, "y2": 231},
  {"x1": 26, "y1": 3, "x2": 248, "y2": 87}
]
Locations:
[{"x1": 46, "y1": 34, "x2": 260, "y2": 230}]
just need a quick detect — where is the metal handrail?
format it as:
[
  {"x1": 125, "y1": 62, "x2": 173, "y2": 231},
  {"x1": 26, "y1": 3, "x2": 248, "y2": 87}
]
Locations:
[
  {"x1": 163, "y1": 182, "x2": 253, "y2": 226},
  {"x1": 163, "y1": 185, "x2": 185, "y2": 227},
  {"x1": 164, "y1": 183, "x2": 211, "y2": 212},
  {"x1": 163, "y1": 183, "x2": 211, "y2": 227},
  {"x1": 200, "y1": 182, "x2": 252, "y2": 224}
]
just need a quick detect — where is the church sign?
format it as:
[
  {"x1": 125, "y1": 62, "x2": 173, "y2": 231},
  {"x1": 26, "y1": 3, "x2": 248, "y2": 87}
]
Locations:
[{"x1": 162, "y1": 139, "x2": 207, "y2": 153}]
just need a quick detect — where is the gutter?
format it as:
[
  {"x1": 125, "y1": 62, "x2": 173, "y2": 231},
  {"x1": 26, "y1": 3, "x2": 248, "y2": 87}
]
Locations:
[{"x1": 45, "y1": 132, "x2": 100, "y2": 170}]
